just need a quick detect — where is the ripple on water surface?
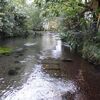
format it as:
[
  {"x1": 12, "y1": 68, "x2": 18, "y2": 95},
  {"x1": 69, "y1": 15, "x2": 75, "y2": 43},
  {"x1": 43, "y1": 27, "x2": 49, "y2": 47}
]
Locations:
[{"x1": 1, "y1": 64, "x2": 77, "y2": 100}]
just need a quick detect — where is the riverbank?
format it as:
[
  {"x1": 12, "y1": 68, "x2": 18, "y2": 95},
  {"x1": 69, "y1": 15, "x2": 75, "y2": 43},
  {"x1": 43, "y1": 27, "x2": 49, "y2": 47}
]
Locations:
[{"x1": 60, "y1": 30, "x2": 100, "y2": 66}]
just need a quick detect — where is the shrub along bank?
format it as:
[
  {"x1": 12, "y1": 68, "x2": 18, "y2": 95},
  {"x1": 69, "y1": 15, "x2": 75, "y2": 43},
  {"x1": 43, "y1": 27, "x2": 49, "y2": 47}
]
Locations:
[
  {"x1": 60, "y1": 30, "x2": 100, "y2": 66},
  {"x1": 0, "y1": 0, "x2": 43, "y2": 39}
]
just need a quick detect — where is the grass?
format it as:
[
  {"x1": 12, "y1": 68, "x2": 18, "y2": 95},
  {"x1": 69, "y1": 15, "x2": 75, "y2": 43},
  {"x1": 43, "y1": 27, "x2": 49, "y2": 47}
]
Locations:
[{"x1": 0, "y1": 47, "x2": 13, "y2": 55}]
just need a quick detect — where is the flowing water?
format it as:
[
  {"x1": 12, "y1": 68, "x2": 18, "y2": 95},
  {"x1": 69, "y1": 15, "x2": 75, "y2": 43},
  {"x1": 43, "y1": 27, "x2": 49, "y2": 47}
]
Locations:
[{"x1": 0, "y1": 32, "x2": 100, "y2": 100}]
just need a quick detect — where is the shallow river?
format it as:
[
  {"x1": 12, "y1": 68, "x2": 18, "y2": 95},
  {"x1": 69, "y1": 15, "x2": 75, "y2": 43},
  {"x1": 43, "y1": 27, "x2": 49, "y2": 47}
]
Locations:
[{"x1": 0, "y1": 32, "x2": 100, "y2": 100}]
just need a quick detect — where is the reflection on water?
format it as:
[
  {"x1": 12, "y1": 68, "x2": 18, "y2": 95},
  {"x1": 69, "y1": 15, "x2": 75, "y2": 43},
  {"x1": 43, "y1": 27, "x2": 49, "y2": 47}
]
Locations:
[
  {"x1": 41, "y1": 33, "x2": 56, "y2": 51},
  {"x1": 0, "y1": 32, "x2": 100, "y2": 100},
  {"x1": 0, "y1": 32, "x2": 76, "y2": 100},
  {"x1": 51, "y1": 40, "x2": 62, "y2": 59},
  {"x1": 2, "y1": 65, "x2": 76, "y2": 100}
]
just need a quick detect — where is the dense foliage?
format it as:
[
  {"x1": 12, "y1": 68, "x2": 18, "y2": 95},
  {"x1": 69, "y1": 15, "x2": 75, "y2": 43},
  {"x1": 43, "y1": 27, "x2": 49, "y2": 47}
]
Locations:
[
  {"x1": 0, "y1": 0, "x2": 43, "y2": 38},
  {"x1": 33, "y1": 0, "x2": 99, "y2": 32},
  {"x1": 34, "y1": 0, "x2": 100, "y2": 65}
]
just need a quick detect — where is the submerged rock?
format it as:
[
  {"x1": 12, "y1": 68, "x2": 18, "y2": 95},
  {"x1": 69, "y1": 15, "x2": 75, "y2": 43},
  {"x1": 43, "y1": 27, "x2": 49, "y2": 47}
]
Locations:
[
  {"x1": 61, "y1": 58, "x2": 73, "y2": 62},
  {"x1": 0, "y1": 52, "x2": 11, "y2": 56},
  {"x1": 62, "y1": 92, "x2": 75, "y2": 100},
  {"x1": 24, "y1": 43, "x2": 36, "y2": 47},
  {"x1": 15, "y1": 48, "x2": 24, "y2": 53},
  {"x1": 8, "y1": 69, "x2": 18, "y2": 76},
  {"x1": 88, "y1": 59, "x2": 96, "y2": 65},
  {"x1": 14, "y1": 48, "x2": 25, "y2": 57},
  {"x1": 94, "y1": 64, "x2": 100, "y2": 72},
  {"x1": 14, "y1": 55, "x2": 19, "y2": 58},
  {"x1": 15, "y1": 67, "x2": 21, "y2": 70},
  {"x1": 14, "y1": 60, "x2": 20, "y2": 64},
  {"x1": 18, "y1": 53, "x2": 24, "y2": 56}
]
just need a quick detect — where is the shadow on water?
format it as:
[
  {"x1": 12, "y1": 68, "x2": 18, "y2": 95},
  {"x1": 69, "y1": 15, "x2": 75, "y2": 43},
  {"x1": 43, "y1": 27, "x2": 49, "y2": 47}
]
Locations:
[{"x1": 0, "y1": 32, "x2": 100, "y2": 100}]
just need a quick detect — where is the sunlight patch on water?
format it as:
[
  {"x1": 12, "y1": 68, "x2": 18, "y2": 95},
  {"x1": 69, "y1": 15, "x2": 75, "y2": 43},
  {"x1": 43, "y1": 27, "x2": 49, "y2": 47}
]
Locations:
[
  {"x1": 41, "y1": 34, "x2": 56, "y2": 51},
  {"x1": 52, "y1": 40, "x2": 62, "y2": 58},
  {"x1": 38, "y1": 39, "x2": 62, "y2": 59},
  {"x1": 24, "y1": 42, "x2": 36, "y2": 47},
  {"x1": 2, "y1": 64, "x2": 77, "y2": 100}
]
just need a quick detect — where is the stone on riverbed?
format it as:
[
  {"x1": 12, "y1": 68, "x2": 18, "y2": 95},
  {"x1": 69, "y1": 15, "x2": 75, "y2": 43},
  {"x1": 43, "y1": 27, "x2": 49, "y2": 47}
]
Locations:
[
  {"x1": 24, "y1": 43, "x2": 36, "y2": 47},
  {"x1": 14, "y1": 48, "x2": 25, "y2": 57},
  {"x1": 61, "y1": 58, "x2": 73, "y2": 62},
  {"x1": 2, "y1": 53, "x2": 10, "y2": 56},
  {"x1": 18, "y1": 53, "x2": 24, "y2": 56},
  {"x1": 62, "y1": 92, "x2": 74, "y2": 100},
  {"x1": 15, "y1": 48, "x2": 24, "y2": 53},
  {"x1": 14, "y1": 60, "x2": 20, "y2": 64},
  {"x1": 8, "y1": 69, "x2": 18, "y2": 76},
  {"x1": 15, "y1": 67, "x2": 21, "y2": 70},
  {"x1": 94, "y1": 64, "x2": 100, "y2": 72}
]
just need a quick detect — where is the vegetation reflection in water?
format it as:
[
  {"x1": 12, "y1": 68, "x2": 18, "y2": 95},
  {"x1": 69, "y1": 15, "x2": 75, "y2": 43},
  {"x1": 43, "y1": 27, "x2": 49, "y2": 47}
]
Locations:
[{"x1": 0, "y1": 33, "x2": 77, "y2": 100}]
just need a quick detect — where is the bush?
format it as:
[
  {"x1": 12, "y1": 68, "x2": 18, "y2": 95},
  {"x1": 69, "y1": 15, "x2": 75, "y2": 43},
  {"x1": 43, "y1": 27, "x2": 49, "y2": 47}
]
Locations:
[{"x1": 0, "y1": 0, "x2": 43, "y2": 38}]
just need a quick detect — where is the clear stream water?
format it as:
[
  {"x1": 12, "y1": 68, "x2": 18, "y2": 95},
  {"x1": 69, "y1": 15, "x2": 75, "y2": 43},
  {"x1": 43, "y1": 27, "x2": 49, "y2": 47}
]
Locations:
[{"x1": 0, "y1": 32, "x2": 100, "y2": 100}]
